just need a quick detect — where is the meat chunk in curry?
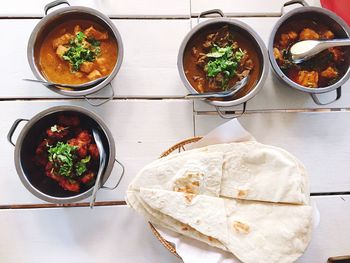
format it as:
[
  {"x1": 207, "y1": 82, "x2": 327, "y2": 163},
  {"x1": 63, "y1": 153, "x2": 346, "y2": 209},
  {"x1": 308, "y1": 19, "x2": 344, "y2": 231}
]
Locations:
[
  {"x1": 39, "y1": 20, "x2": 118, "y2": 85},
  {"x1": 273, "y1": 19, "x2": 348, "y2": 88}
]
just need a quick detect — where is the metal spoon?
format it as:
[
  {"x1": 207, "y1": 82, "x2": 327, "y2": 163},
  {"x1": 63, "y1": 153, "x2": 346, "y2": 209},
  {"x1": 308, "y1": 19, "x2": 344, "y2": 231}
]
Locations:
[
  {"x1": 23, "y1": 76, "x2": 107, "y2": 89},
  {"x1": 290, "y1": 39, "x2": 350, "y2": 63},
  {"x1": 90, "y1": 129, "x2": 106, "y2": 209},
  {"x1": 185, "y1": 76, "x2": 249, "y2": 99}
]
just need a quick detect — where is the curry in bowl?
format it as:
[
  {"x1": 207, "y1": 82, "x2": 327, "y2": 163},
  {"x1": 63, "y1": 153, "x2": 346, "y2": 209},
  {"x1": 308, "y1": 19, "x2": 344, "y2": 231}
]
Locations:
[
  {"x1": 39, "y1": 19, "x2": 118, "y2": 85},
  {"x1": 18, "y1": 110, "x2": 112, "y2": 198},
  {"x1": 33, "y1": 114, "x2": 99, "y2": 193},
  {"x1": 273, "y1": 19, "x2": 349, "y2": 88},
  {"x1": 183, "y1": 25, "x2": 261, "y2": 99}
]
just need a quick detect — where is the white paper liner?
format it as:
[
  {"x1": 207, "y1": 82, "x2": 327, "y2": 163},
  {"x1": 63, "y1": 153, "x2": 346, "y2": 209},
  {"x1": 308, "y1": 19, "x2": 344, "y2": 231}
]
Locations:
[{"x1": 154, "y1": 119, "x2": 320, "y2": 263}]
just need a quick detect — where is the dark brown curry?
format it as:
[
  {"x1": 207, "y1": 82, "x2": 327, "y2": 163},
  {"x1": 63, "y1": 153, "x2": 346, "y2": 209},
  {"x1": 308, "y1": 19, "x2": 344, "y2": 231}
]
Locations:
[
  {"x1": 39, "y1": 20, "x2": 118, "y2": 85},
  {"x1": 183, "y1": 25, "x2": 261, "y2": 99},
  {"x1": 273, "y1": 19, "x2": 349, "y2": 88}
]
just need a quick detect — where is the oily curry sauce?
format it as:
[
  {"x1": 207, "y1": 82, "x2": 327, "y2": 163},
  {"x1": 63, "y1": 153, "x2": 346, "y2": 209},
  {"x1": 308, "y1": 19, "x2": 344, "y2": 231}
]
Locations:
[
  {"x1": 273, "y1": 19, "x2": 349, "y2": 88},
  {"x1": 39, "y1": 19, "x2": 118, "y2": 85},
  {"x1": 183, "y1": 25, "x2": 261, "y2": 100}
]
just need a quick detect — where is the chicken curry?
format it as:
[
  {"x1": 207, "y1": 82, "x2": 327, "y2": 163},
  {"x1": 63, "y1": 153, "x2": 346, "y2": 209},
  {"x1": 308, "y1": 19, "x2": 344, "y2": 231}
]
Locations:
[
  {"x1": 34, "y1": 114, "x2": 99, "y2": 193},
  {"x1": 183, "y1": 25, "x2": 260, "y2": 99},
  {"x1": 39, "y1": 20, "x2": 118, "y2": 85},
  {"x1": 273, "y1": 19, "x2": 349, "y2": 88}
]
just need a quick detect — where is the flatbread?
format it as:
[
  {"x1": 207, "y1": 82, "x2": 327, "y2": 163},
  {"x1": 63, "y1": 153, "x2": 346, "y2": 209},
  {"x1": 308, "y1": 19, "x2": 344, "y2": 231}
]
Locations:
[
  {"x1": 137, "y1": 188, "x2": 312, "y2": 263},
  {"x1": 139, "y1": 188, "x2": 229, "y2": 244},
  {"x1": 126, "y1": 190, "x2": 228, "y2": 251},
  {"x1": 223, "y1": 198, "x2": 313, "y2": 263},
  {"x1": 203, "y1": 141, "x2": 310, "y2": 204},
  {"x1": 128, "y1": 151, "x2": 224, "y2": 197},
  {"x1": 126, "y1": 141, "x2": 312, "y2": 262},
  {"x1": 129, "y1": 141, "x2": 309, "y2": 205}
]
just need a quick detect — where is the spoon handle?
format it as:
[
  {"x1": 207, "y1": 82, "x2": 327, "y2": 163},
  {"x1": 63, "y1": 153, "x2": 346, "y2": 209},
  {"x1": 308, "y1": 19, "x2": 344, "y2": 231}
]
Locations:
[
  {"x1": 185, "y1": 92, "x2": 230, "y2": 99},
  {"x1": 23, "y1": 78, "x2": 53, "y2": 85},
  {"x1": 321, "y1": 39, "x2": 350, "y2": 49}
]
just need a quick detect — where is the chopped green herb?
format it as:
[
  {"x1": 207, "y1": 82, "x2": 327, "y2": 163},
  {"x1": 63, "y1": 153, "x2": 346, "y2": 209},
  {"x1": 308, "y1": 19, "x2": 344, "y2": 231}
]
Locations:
[
  {"x1": 76, "y1": 32, "x2": 85, "y2": 42},
  {"x1": 48, "y1": 142, "x2": 77, "y2": 177},
  {"x1": 75, "y1": 155, "x2": 91, "y2": 176},
  {"x1": 204, "y1": 45, "x2": 245, "y2": 89},
  {"x1": 62, "y1": 31, "x2": 101, "y2": 71},
  {"x1": 87, "y1": 37, "x2": 101, "y2": 47}
]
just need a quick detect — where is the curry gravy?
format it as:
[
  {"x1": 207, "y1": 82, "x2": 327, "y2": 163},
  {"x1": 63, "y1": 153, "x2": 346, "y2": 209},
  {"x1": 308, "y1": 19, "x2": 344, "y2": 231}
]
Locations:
[
  {"x1": 39, "y1": 19, "x2": 118, "y2": 85},
  {"x1": 183, "y1": 25, "x2": 261, "y2": 100}
]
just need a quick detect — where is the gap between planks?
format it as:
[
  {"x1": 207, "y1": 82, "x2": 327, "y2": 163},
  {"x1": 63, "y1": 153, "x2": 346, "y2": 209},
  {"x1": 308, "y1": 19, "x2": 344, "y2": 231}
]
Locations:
[
  {"x1": 2, "y1": 192, "x2": 350, "y2": 210},
  {"x1": 195, "y1": 108, "x2": 350, "y2": 114},
  {"x1": 2, "y1": 98, "x2": 350, "y2": 113},
  {"x1": 0, "y1": 201, "x2": 127, "y2": 210},
  {"x1": 0, "y1": 15, "x2": 282, "y2": 20},
  {"x1": 0, "y1": 16, "x2": 191, "y2": 20}
]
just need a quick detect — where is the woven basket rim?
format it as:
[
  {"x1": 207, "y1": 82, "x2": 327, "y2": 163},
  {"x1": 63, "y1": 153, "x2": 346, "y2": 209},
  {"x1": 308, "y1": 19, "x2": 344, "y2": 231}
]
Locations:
[{"x1": 149, "y1": 136, "x2": 203, "y2": 260}]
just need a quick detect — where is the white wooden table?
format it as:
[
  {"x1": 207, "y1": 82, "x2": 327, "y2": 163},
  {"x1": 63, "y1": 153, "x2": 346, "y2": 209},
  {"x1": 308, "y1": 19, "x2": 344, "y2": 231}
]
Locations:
[{"x1": 0, "y1": 1, "x2": 349, "y2": 262}]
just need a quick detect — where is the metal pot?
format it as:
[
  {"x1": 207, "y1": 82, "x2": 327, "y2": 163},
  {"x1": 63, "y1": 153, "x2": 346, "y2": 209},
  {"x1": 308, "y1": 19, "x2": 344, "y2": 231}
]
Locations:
[
  {"x1": 268, "y1": 0, "x2": 350, "y2": 105},
  {"x1": 177, "y1": 9, "x2": 269, "y2": 118},
  {"x1": 27, "y1": 0, "x2": 124, "y2": 107},
  {"x1": 7, "y1": 106, "x2": 124, "y2": 204}
]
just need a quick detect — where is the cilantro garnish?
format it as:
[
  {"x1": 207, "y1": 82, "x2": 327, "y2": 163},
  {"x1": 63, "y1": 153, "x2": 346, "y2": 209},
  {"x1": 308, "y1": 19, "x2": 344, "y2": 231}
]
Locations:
[
  {"x1": 75, "y1": 155, "x2": 91, "y2": 176},
  {"x1": 48, "y1": 142, "x2": 77, "y2": 177},
  {"x1": 62, "y1": 31, "x2": 101, "y2": 71},
  {"x1": 47, "y1": 141, "x2": 91, "y2": 178},
  {"x1": 204, "y1": 45, "x2": 245, "y2": 90}
]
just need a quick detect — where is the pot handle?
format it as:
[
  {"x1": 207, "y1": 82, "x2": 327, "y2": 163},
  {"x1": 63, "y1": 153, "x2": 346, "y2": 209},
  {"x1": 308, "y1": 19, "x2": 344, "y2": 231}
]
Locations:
[
  {"x1": 282, "y1": 0, "x2": 309, "y2": 14},
  {"x1": 215, "y1": 102, "x2": 247, "y2": 119},
  {"x1": 310, "y1": 87, "x2": 342, "y2": 105},
  {"x1": 44, "y1": 0, "x2": 70, "y2": 15},
  {"x1": 7, "y1": 119, "x2": 29, "y2": 146},
  {"x1": 84, "y1": 84, "x2": 114, "y2": 107},
  {"x1": 197, "y1": 9, "x2": 225, "y2": 25},
  {"x1": 101, "y1": 159, "x2": 125, "y2": 190}
]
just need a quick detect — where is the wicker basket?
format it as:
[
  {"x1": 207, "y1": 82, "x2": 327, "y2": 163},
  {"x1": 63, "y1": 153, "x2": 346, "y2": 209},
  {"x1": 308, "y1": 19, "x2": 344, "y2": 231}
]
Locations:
[{"x1": 149, "y1": 136, "x2": 203, "y2": 259}]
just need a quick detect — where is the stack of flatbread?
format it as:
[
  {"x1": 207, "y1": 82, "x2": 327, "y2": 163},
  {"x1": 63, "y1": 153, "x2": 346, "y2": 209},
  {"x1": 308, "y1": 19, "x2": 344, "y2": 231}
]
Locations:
[{"x1": 126, "y1": 141, "x2": 313, "y2": 263}]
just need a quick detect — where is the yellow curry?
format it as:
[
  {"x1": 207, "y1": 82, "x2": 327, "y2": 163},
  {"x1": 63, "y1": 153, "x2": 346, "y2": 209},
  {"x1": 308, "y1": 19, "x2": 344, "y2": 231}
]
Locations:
[{"x1": 39, "y1": 20, "x2": 118, "y2": 85}]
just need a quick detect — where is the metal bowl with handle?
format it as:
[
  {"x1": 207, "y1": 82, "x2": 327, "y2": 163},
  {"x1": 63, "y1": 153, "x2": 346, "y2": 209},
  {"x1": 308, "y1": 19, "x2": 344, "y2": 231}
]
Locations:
[
  {"x1": 27, "y1": 0, "x2": 124, "y2": 107},
  {"x1": 177, "y1": 9, "x2": 269, "y2": 119},
  {"x1": 7, "y1": 106, "x2": 124, "y2": 204},
  {"x1": 268, "y1": 0, "x2": 350, "y2": 105}
]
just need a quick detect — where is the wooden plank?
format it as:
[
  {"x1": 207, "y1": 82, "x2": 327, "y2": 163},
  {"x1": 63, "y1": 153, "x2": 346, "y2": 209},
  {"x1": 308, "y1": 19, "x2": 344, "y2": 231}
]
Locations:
[
  {"x1": 191, "y1": 0, "x2": 320, "y2": 17},
  {"x1": 0, "y1": 206, "x2": 182, "y2": 263},
  {"x1": 0, "y1": 19, "x2": 189, "y2": 99},
  {"x1": 0, "y1": 99, "x2": 194, "y2": 205},
  {"x1": 0, "y1": 0, "x2": 190, "y2": 18},
  {"x1": 195, "y1": 112, "x2": 350, "y2": 194},
  {"x1": 0, "y1": 195, "x2": 348, "y2": 262},
  {"x1": 300, "y1": 195, "x2": 350, "y2": 262}
]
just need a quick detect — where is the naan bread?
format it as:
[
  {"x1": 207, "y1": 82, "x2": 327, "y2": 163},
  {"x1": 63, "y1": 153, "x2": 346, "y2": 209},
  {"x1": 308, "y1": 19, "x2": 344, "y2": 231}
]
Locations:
[
  {"x1": 128, "y1": 151, "x2": 224, "y2": 197},
  {"x1": 126, "y1": 190, "x2": 228, "y2": 251},
  {"x1": 137, "y1": 188, "x2": 312, "y2": 263},
  {"x1": 126, "y1": 141, "x2": 312, "y2": 262},
  {"x1": 223, "y1": 198, "x2": 313, "y2": 263},
  {"x1": 139, "y1": 188, "x2": 229, "y2": 244},
  {"x1": 128, "y1": 141, "x2": 309, "y2": 204},
  {"x1": 202, "y1": 141, "x2": 309, "y2": 204}
]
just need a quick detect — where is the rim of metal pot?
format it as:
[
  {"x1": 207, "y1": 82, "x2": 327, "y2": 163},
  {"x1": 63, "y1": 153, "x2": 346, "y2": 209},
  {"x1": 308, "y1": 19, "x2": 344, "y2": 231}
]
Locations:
[
  {"x1": 177, "y1": 17, "x2": 269, "y2": 107},
  {"x1": 268, "y1": 5, "x2": 350, "y2": 94},
  {"x1": 14, "y1": 105, "x2": 116, "y2": 204},
  {"x1": 27, "y1": 5, "x2": 124, "y2": 97}
]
